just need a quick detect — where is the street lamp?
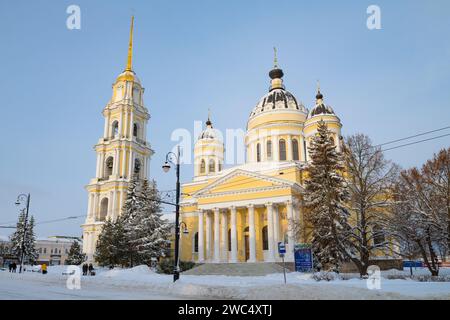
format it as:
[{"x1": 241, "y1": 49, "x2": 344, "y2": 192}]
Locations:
[
  {"x1": 180, "y1": 221, "x2": 189, "y2": 235},
  {"x1": 15, "y1": 193, "x2": 31, "y2": 274},
  {"x1": 162, "y1": 145, "x2": 182, "y2": 282}
]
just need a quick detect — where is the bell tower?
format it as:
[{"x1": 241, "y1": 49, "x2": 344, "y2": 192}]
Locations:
[{"x1": 82, "y1": 17, "x2": 154, "y2": 262}]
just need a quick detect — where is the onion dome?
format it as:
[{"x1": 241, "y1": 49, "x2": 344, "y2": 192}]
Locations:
[
  {"x1": 198, "y1": 114, "x2": 221, "y2": 140},
  {"x1": 307, "y1": 87, "x2": 335, "y2": 119},
  {"x1": 249, "y1": 57, "x2": 307, "y2": 119}
]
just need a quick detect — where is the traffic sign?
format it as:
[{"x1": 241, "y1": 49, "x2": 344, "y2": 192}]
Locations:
[{"x1": 278, "y1": 242, "x2": 286, "y2": 255}]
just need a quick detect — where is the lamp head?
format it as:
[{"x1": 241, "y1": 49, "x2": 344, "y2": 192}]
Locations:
[{"x1": 162, "y1": 162, "x2": 171, "y2": 173}]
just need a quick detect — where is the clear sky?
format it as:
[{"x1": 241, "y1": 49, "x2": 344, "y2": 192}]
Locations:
[{"x1": 0, "y1": 0, "x2": 449, "y2": 238}]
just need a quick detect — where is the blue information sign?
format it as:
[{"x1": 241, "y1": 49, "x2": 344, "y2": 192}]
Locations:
[
  {"x1": 278, "y1": 242, "x2": 286, "y2": 255},
  {"x1": 294, "y1": 244, "x2": 313, "y2": 272}
]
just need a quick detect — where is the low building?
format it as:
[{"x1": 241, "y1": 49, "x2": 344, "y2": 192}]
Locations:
[{"x1": 35, "y1": 237, "x2": 77, "y2": 266}]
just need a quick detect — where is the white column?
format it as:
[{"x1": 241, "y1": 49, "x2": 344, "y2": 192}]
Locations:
[
  {"x1": 273, "y1": 137, "x2": 279, "y2": 161},
  {"x1": 220, "y1": 210, "x2": 228, "y2": 262},
  {"x1": 87, "y1": 194, "x2": 93, "y2": 219},
  {"x1": 93, "y1": 193, "x2": 100, "y2": 221},
  {"x1": 273, "y1": 204, "x2": 280, "y2": 245},
  {"x1": 198, "y1": 211, "x2": 204, "y2": 262},
  {"x1": 99, "y1": 153, "x2": 105, "y2": 178},
  {"x1": 107, "y1": 191, "x2": 113, "y2": 219},
  {"x1": 121, "y1": 146, "x2": 127, "y2": 177},
  {"x1": 213, "y1": 208, "x2": 220, "y2": 262},
  {"x1": 261, "y1": 137, "x2": 266, "y2": 162},
  {"x1": 230, "y1": 206, "x2": 238, "y2": 263},
  {"x1": 287, "y1": 136, "x2": 293, "y2": 161},
  {"x1": 95, "y1": 154, "x2": 101, "y2": 178},
  {"x1": 266, "y1": 203, "x2": 275, "y2": 262},
  {"x1": 103, "y1": 112, "x2": 110, "y2": 138},
  {"x1": 111, "y1": 191, "x2": 117, "y2": 220},
  {"x1": 128, "y1": 151, "x2": 134, "y2": 178},
  {"x1": 248, "y1": 204, "x2": 256, "y2": 263},
  {"x1": 119, "y1": 109, "x2": 124, "y2": 138},
  {"x1": 286, "y1": 200, "x2": 295, "y2": 261},
  {"x1": 124, "y1": 109, "x2": 129, "y2": 139},
  {"x1": 129, "y1": 109, "x2": 134, "y2": 138},
  {"x1": 206, "y1": 212, "x2": 212, "y2": 261}
]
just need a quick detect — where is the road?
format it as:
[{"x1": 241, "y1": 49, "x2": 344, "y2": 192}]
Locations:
[{"x1": 0, "y1": 271, "x2": 191, "y2": 300}]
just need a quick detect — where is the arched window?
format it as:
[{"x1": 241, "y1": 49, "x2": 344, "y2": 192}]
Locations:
[
  {"x1": 267, "y1": 140, "x2": 272, "y2": 160},
  {"x1": 104, "y1": 157, "x2": 114, "y2": 178},
  {"x1": 200, "y1": 159, "x2": 206, "y2": 174},
  {"x1": 134, "y1": 158, "x2": 141, "y2": 174},
  {"x1": 209, "y1": 159, "x2": 215, "y2": 173},
  {"x1": 193, "y1": 232, "x2": 199, "y2": 253},
  {"x1": 99, "y1": 198, "x2": 108, "y2": 221},
  {"x1": 256, "y1": 143, "x2": 261, "y2": 162},
  {"x1": 292, "y1": 139, "x2": 300, "y2": 161},
  {"x1": 279, "y1": 139, "x2": 287, "y2": 161},
  {"x1": 262, "y1": 226, "x2": 269, "y2": 250},
  {"x1": 218, "y1": 161, "x2": 223, "y2": 172},
  {"x1": 133, "y1": 123, "x2": 139, "y2": 138},
  {"x1": 111, "y1": 121, "x2": 119, "y2": 138}
]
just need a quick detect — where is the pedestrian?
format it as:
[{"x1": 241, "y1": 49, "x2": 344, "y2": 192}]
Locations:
[
  {"x1": 8, "y1": 262, "x2": 12, "y2": 272},
  {"x1": 41, "y1": 263, "x2": 47, "y2": 275},
  {"x1": 82, "y1": 263, "x2": 88, "y2": 276},
  {"x1": 12, "y1": 262, "x2": 17, "y2": 273},
  {"x1": 88, "y1": 263, "x2": 94, "y2": 276}
]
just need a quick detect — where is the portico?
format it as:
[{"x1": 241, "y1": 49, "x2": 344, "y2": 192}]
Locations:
[{"x1": 192, "y1": 196, "x2": 300, "y2": 263}]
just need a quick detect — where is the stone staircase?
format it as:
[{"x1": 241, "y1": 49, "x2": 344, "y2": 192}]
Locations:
[{"x1": 182, "y1": 263, "x2": 290, "y2": 276}]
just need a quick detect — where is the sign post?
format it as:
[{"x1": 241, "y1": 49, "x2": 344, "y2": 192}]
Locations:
[{"x1": 278, "y1": 242, "x2": 287, "y2": 284}]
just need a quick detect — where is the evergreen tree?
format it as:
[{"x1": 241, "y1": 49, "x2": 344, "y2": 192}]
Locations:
[
  {"x1": 95, "y1": 218, "x2": 126, "y2": 267},
  {"x1": 127, "y1": 179, "x2": 171, "y2": 265},
  {"x1": 66, "y1": 240, "x2": 86, "y2": 265},
  {"x1": 303, "y1": 120, "x2": 349, "y2": 272},
  {"x1": 120, "y1": 174, "x2": 144, "y2": 267},
  {"x1": 10, "y1": 212, "x2": 38, "y2": 265}
]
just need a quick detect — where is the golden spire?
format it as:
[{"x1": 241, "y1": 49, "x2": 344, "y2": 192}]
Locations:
[
  {"x1": 206, "y1": 108, "x2": 212, "y2": 127},
  {"x1": 125, "y1": 16, "x2": 134, "y2": 72},
  {"x1": 273, "y1": 47, "x2": 278, "y2": 68}
]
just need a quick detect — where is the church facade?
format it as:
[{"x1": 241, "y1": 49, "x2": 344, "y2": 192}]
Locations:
[
  {"x1": 179, "y1": 61, "x2": 343, "y2": 263},
  {"x1": 81, "y1": 17, "x2": 153, "y2": 261}
]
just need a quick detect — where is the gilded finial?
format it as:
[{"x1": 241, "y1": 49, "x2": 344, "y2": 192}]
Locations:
[
  {"x1": 273, "y1": 47, "x2": 278, "y2": 68},
  {"x1": 125, "y1": 16, "x2": 134, "y2": 72},
  {"x1": 316, "y1": 80, "x2": 324, "y2": 101}
]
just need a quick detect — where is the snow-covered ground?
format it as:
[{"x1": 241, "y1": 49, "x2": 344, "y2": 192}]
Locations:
[{"x1": 0, "y1": 265, "x2": 449, "y2": 300}]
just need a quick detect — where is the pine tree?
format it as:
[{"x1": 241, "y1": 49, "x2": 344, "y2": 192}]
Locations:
[
  {"x1": 120, "y1": 174, "x2": 144, "y2": 267},
  {"x1": 303, "y1": 120, "x2": 349, "y2": 272},
  {"x1": 66, "y1": 240, "x2": 86, "y2": 265},
  {"x1": 10, "y1": 212, "x2": 38, "y2": 265},
  {"x1": 129, "y1": 179, "x2": 171, "y2": 265},
  {"x1": 95, "y1": 218, "x2": 126, "y2": 267}
]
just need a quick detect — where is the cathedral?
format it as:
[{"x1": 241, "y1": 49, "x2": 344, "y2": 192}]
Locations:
[
  {"x1": 82, "y1": 17, "x2": 153, "y2": 261},
  {"x1": 179, "y1": 57, "x2": 343, "y2": 263},
  {"x1": 81, "y1": 18, "x2": 344, "y2": 264}
]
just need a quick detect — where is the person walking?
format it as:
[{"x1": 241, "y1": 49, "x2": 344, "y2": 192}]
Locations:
[
  {"x1": 8, "y1": 262, "x2": 12, "y2": 272},
  {"x1": 12, "y1": 262, "x2": 17, "y2": 273},
  {"x1": 82, "y1": 263, "x2": 88, "y2": 276},
  {"x1": 41, "y1": 263, "x2": 47, "y2": 275},
  {"x1": 88, "y1": 263, "x2": 94, "y2": 276}
]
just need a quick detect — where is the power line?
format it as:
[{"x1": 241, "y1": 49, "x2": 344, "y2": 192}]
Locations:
[
  {"x1": 374, "y1": 125, "x2": 450, "y2": 148},
  {"x1": 381, "y1": 133, "x2": 450, "y2": 152}
]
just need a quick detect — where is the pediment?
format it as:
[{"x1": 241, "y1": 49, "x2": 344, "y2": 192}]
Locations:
[{"x1": 192, "y1": 169, "x2": 296, "y2": 197}]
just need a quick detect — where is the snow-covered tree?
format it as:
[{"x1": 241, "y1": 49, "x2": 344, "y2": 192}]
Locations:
[
  {"x1": 389, "y1": 160, "x2": 448, "y2": 276},
  {"x1": 302, "y1": 120, "x2": 349, "y2": 272},
  {"x1": 95, "y1": 218, "x2": 126, "y2": 267},
  {"x1": 66, "y1": 240, "x2": 86, "y2": 265},
  {"x1": 9, "y1": 212, "x2": 38, "y2": 265},
  {"x1": 123, "y1": 178, "x2": 171, "y2": 266},
  {"x1": 342, "y1": 134, "x2": 399, "y2": 276}
]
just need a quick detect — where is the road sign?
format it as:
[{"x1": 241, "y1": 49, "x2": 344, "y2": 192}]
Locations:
[{"x1": 278, "y1": 242, "x2": 286, "y2": 255}]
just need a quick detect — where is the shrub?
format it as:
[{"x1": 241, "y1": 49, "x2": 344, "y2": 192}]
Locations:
[
  {"x1": 157, "y1": 259, "x2": 197, "y2": 274},
  {"x1": 312, "y1": 271, "x2": 340, "y2": 281}
]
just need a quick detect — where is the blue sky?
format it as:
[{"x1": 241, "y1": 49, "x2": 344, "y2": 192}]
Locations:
[{"x1": 0, "y1": 0, "x2": 449, "y2": 237}]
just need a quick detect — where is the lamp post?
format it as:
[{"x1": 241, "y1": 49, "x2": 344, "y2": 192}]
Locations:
[
  {"x1": 162, "y1": 145, "x2": 182, "y2": 282},
  {"x1": 15, "y1": 193, "x2": 31, "y2": 274}
]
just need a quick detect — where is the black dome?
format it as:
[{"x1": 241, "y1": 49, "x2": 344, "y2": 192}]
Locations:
[{"x1": 269, "y1": 68, "x2": 284, "y2": 80}]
